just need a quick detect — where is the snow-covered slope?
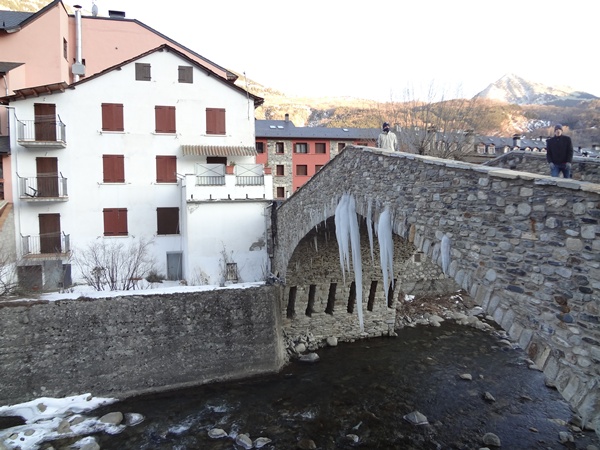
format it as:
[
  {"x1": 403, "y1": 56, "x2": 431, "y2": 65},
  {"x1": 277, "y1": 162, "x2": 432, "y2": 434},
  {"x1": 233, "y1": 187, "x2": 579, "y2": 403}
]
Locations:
[{"x1": 474, "y1": 73, "x2": 598, "y2": 106}]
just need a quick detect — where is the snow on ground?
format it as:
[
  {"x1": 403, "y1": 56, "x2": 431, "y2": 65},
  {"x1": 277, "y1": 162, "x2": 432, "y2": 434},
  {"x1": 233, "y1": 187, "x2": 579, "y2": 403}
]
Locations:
[{"x1": 0, "y1": 394, "x2": 119, "y2": 450}]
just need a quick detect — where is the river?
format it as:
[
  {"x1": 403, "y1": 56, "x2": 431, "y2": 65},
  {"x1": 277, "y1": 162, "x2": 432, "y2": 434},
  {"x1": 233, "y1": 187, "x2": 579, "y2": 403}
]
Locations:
[{"x1": 73, "y1": 321, "x2": 599, "y2": 450}]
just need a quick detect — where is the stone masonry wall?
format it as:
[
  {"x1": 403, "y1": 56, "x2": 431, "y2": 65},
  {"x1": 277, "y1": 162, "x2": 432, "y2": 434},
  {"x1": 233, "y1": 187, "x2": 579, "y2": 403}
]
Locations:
[
  {"x1": 273, "y1": 146, "x2": 600, "y2": 433},
  {"x1": 486, "y1": 151, "x2": 600, "y2": 184},
  {"x1": 0, "y1": 285, "x2": 285, "y2": 406},
  {"x1": 283, "y1": 218, "x2": 457, "y2": 343}
]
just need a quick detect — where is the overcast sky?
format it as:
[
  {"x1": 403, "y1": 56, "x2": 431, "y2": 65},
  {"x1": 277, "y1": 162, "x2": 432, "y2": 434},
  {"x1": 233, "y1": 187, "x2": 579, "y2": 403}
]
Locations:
[{"x1": 78, "y1": 0, "x2": 599, "y2": 101}]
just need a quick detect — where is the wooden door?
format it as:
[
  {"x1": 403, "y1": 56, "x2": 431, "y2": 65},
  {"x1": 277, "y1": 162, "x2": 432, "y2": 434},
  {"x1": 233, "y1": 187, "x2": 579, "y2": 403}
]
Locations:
[
  {"x1": 34, "y1": 103, "x2": 57, "y2": 141},
  {"x1": 39, "y1": 213, "x2": 61, "y2": 254},
  {"x1": 36, "y1": 157, "x2": 59, "y2": 197}
]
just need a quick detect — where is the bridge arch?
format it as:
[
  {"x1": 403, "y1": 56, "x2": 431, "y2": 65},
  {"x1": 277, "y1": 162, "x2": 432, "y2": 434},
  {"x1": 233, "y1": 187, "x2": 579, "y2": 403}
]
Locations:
[{"x1": 273, "y1": 146, "x2": 600, "y2": 434}]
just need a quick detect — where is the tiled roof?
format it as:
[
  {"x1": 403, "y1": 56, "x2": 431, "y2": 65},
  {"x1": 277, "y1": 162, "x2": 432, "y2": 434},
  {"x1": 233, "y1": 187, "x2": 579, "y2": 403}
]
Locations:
[
  {"x1": 0, "y1": 10, "x2": 35, "y2": 30},
  {"x1": 255, "y1": 120, "x2": 379, "y2": 140}
]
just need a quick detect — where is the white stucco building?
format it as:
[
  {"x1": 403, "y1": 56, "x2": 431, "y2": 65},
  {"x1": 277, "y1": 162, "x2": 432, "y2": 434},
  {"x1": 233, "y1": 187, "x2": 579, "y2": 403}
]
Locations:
[{"x1": 3, "y1": 44, "x2": 273, "y2": 289}]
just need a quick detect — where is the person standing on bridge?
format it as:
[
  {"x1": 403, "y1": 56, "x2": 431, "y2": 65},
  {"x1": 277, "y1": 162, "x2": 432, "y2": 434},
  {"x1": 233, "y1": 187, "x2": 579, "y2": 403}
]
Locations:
[
  {"x1": 546, "y1": 124, "x2": 573, "y2": 178},
  {"x1": 377, "y1": 122, "x2": 398, "y2": 151}
]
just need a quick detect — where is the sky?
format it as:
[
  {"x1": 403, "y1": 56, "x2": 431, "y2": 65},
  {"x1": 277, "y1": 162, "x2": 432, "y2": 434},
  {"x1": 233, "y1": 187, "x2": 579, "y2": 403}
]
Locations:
[{"x1": 68, "y1": 0, "x2": 599, "y2": 102}]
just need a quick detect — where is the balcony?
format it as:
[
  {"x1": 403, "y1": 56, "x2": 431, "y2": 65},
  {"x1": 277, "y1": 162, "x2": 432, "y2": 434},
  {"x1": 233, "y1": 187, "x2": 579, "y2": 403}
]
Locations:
[
  {"x1": 18, "y1": 174, "x2": 68, "y2": 201},
  {"x1": 21, "y1": 232, "x2": 71, "y2": 257},
  {"x1": 16, "y1": 116, "x2": 67, "y2": 148},
  {"x1": 187, "y1": 163, "x2": 273, "y2": 201}
]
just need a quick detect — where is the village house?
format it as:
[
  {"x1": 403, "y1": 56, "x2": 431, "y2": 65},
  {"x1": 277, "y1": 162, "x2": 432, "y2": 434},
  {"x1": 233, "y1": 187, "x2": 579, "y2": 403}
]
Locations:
[
  {"x1": 255, "y1": 114, "x2": 379, "y2": 198},
  {"x1": 1, "y1": 44, "x2": 271, "y2": 289}
]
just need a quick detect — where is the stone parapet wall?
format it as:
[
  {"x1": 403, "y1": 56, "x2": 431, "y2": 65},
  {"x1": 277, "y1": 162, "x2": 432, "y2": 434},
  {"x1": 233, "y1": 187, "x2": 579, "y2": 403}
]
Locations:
[
  {"x1": 0, "y1": 285, "x2": 285, "y2": 406},
  {"x1": 486, "y1": 151, "x2": 600, "y2": 183},
  {"x1": 273, "y1": 146, "x2": 600, "y2": 434}
]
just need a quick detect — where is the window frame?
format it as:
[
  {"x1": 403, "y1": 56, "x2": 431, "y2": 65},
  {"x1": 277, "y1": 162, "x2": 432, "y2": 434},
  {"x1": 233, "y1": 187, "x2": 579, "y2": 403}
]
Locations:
[
  {"x1": 276, "y1": 187, "x2": 285, "y2": 198},
  {"x1": 296, "y1": 164, "x2": 308, "y2": 176},
  {"x1": 275, "y1": 142, "x2": 284, "y2": 154},
  {"x1": 294, "y1": 143, "x2": 308, "y2": 154},
  {"x1": 315, "y1": 142, "x2": 326, "y2": 154},
  {"x1": 276, "y1": 165, "x2": 285, "y2": 176}
]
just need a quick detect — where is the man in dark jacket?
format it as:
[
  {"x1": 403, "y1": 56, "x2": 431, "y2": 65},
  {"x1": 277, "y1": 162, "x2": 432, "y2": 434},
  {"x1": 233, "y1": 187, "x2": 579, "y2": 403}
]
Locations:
[{"x1": 546, "y1": 124, "x2": 573, "y2": 178}]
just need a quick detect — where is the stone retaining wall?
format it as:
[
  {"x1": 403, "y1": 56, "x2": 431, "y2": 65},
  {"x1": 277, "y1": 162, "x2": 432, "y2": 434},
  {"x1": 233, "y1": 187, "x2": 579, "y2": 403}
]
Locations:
[{"x1": 0, "y1": 285, "x2": 285, "y2": 406}]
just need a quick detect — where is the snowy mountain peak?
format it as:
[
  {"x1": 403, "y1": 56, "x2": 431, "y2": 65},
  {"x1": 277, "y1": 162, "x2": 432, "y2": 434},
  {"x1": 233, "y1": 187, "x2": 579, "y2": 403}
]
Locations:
[{"x1": 474, "y1": 73, "x2": 598, "y2": 106}]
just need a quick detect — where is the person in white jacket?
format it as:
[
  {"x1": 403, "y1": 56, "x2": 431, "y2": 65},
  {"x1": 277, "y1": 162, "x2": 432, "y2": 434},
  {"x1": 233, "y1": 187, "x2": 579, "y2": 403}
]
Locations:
[{"x1": 377, "y1": 122, "x2": 397, "y2": 151}]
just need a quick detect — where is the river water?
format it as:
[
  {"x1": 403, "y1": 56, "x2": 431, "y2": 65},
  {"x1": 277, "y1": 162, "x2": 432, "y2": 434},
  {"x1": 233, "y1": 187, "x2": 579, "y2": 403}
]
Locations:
[{"x1": 80, "y1": 321, "x2": 599, "y2": 450}]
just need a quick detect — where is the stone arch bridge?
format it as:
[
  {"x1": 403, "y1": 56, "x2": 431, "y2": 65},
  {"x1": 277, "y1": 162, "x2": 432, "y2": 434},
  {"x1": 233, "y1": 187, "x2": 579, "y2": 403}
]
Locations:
[{"x1": 272, "y1": 145, "x2": 600, "y2": 433}]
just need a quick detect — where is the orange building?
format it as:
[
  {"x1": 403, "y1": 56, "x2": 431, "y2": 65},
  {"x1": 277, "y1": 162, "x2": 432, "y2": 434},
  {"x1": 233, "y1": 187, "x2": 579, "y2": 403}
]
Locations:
[{"x1": 255, "y1": 115, "x2": 378, "y2": 199}]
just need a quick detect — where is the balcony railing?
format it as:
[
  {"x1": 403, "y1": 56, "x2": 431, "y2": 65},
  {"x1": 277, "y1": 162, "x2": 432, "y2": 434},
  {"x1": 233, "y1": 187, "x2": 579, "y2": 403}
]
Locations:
[
  {"x1": 16, "y1": 115, "x2": 67, "y2": 148},
  {"x1": 18, "y1": 174, "x2": 68, "y2": 200},
  {"x1": 195, "y1": 163, "x2": 264, "y2": 186},
  {"x1": 21, "y1": 232, "x2": 71, "y2": 256}
]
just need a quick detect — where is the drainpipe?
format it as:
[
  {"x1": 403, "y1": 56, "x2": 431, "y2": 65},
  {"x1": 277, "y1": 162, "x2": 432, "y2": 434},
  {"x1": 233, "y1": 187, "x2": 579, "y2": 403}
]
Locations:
[{"x1": 72, "y1": 5, "x2": 84, "y2": 82}]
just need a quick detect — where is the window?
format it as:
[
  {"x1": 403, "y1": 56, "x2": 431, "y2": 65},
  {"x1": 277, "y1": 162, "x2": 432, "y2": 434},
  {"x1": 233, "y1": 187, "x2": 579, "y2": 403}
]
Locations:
[
  {"x1": 256, "y1": 142, "x2": 264, "y2": 153},
  {"x1": 102, "y1": 155, "x2": 125, "y2": 183},
  {"x1": 135, "y1": 63, "x2": 151, "y2": 81},
  {"x1": 276, "y1": 165, "x2": 284, "y2": 176},
  {"x1": 101, "y1": 103, "x2": 124, "y2": 131},
  {"x1": 315, "y1": 142, "x2": 326, "y2": 154},
  {"x1": 315, "y1": 164, "x2": 323, "y2": 172},
  {"x1": 178, "y1": 65, "x2": 193, "y2": 83},
  {"x1": 155, "y1": 106, "x2": 176, "y2": 133},
  {"x1": 276, "y1": 142, "x2": 284, "y2": 154},
  {"x1": 156, "y1": 155, "x2": 177, "y2": 183},
  {"x1": 63, "y1": 38, "x2": 67, "y2": 60},
  {"x1": 296, "y1": 165, "x2": 308, "y2": 176},
  {"x1": 103, "y1": 208, "x2": 127, "y2": 236},
  {"x1": 206, "y1": 108, "x2": 226, "y2": 135},
  {"x1": 294, "y1": 143, "x2": 308, "y2": 153},
  {"x1": 157, "y1": 207, "x2": 180, "y2": 235},
  {"x1": 276, "y1": 187, "x2": 285, "y2": 198},
  {"x1": 338, "y1": 143, "x2": 345, "y2": 151}
]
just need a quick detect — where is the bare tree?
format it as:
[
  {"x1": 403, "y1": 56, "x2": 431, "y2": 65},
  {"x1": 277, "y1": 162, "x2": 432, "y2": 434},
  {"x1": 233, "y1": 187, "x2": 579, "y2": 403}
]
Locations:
[
  {"x1": 373, "y1": 82, "x2": 495, "y2": 160},
  {"x1": 0, "y1": 242, "x2": 18, "y2": 296},
  {"x1": 74, "y1": 238, "x2": 157, "y2": 291}
]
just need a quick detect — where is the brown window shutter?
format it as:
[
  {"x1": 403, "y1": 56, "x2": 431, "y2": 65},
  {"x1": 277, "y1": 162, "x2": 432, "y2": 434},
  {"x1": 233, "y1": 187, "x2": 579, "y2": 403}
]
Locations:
[
  {"x1": 155, "y1": 106, "x2": 176, "y2": 133},
  {"x1": 156, "y1": 155, "x2": 177, "y2": 183},
  {"x1": 102, "y1": 155, "x2": 125, "y2": 182},
  {"x1": 101, "y1": 103, "x2": 124, "y2": 131},
  {"x1": 157, "y1": 207, "x2": 180, "y2": 235},
  {"x1": 206, "y1": 108, "x2": 226, "y2": 135},
  {"x1": 103, "y1": 208, "x2": 127, "y2": 236}
]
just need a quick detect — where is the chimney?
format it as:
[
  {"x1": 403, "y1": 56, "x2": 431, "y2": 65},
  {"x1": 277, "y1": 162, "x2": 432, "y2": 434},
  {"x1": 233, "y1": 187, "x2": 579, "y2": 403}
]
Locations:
[
  {"x1": 512, "y1": 134, "x2": 521, "y2": 148},
  {"x1": 284, "y1": 113, "x2": 289, "y2": 123},
  {"x1": 108, "y1": 10, "x2": 126, "y2": 18},
  {"x1": 71, "y1": 5, "x2": 85, "y2": 82}
]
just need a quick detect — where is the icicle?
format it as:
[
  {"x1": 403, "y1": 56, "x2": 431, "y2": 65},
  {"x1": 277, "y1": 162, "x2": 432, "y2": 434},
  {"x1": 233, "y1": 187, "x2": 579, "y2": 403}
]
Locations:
[
  {"x1": 441, "y1": 235, "x2": 451, "y2": 275},
  {"x1": 313, "y1": 235, "x2": 318, "y2": 253},
  {"x1": 335, "y1": 193, "x2": 364, "y2": 332},
  {"x1": 367, "y1": 199, "x2": 374, "y2": 264},
  {"x1": 335, "y1": 194, "x2": 351, "y2": 284},
  {"x1": 347, "y1": 195, "x2": 364, "y2": 332},
  {"x1": 377, "y1": 207, "x2": 394, "y2": 305}
]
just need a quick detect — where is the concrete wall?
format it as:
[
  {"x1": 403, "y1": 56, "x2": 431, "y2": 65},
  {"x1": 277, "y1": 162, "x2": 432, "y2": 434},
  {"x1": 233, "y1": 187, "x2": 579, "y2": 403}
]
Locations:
[
  {"x1": 273, "y1": 146, "x2": 600, "y2": 433},
  {"x1": 486, "y1": 151, "x2": 600, "y2": 183},
  {"x1": 0, "y1": 285, "x2": 285, "y2": 405}
]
